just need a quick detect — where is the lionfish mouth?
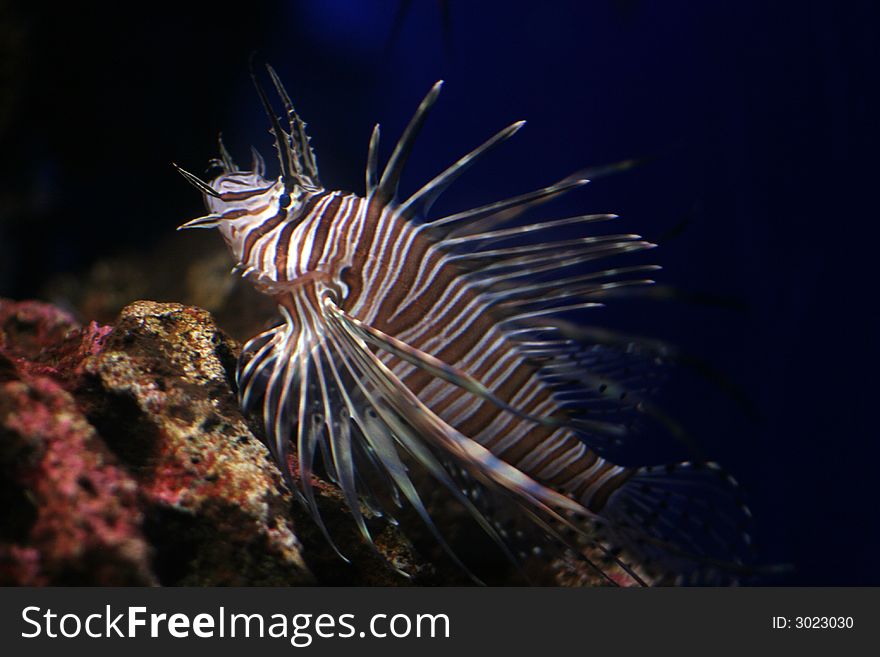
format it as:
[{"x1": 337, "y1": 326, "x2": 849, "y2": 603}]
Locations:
[{"x1": 173, "y1": 63, "x2": 758, "y2": 586}]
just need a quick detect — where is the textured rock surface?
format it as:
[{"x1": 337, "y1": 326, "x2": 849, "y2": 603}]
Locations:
[
  {"x1": 0, "y1": 298, "x2": 428, "y2": 585},
  {"x1": 0, "y1": 297, "x2": 611, "y2": 586},
  {"x1": 0, "y1": 375, "x2": 153, "y2": 585}
]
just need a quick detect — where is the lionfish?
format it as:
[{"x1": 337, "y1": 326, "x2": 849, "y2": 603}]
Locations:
[{"x1": 175, "y1": 66, "x2": 753, "y2": 585}]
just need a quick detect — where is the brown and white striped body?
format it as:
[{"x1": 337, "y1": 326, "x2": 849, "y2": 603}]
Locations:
[
  {"x1": 207, "y1": 176, "x2": 629, "y2": 514},
  {"x1": 178, "y1": 69, "x2": 754, "y2": 585}
]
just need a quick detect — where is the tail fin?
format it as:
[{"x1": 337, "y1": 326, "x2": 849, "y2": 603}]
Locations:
[{"x1": 596, "y1": 461, "x2": 755, "y2": 584}]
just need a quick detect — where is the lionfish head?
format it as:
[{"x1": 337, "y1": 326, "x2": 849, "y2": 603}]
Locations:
[{"x1": 175, "y1": 63, "x2": 322, "y2": 235}]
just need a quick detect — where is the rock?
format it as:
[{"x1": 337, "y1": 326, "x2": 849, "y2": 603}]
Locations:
[
  {"x1": 0, "y1": 297, "x2": 613, "y2": 586},
  {"x1": 0, "y1": 298, "x2": 425, "y2": 585},
  {"x1": 0, "y1": 374, "x2": 153, "y2": 585}
]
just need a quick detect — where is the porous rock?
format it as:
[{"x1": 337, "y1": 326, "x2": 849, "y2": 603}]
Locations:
[{"x1": 0, "y1": 298, "x2": 424, "y2": 585}]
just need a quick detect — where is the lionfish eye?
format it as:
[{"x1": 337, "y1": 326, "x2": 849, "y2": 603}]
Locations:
[{"x1": 278, "y1": 193, "x2": 292, "y2": 209}]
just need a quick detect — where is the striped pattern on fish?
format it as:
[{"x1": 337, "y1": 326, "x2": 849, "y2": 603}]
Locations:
[{"x1": 175, "y1": 65, "x2": 754, "y2": 585}]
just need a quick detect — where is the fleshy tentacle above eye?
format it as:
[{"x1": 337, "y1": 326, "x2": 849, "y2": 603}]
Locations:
[{"x1": 264, "y1": 65, "x2": 321, "y2": 188}]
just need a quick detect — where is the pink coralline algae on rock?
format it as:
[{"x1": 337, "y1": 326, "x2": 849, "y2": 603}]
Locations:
[
  {"x1": 0, "y1": 300, "x2": 149, "y2": 583},
  {"x1": 0, "y1": 298, "x2": 427, "y2": 585},
  {"x1": 0, "y1": 374, "x2": 151, "y2": 584},
  {"x1": 0, "y1": 300, "x2": 110, "y2": 385},
  {"x1": 0, "y1": 298, "x2": 610, "y2": 586}
]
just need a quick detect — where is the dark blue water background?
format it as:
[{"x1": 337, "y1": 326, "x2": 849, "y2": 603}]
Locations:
[{"x1": 2, "y1": 1, "x2": 877, "y2": 584}]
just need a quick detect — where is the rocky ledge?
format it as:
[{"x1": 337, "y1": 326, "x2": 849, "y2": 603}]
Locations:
[
  {"x1": 0, "y1": 298, "x2": 605, "y2": 586},
  {"x1": 0, "y1": 299, "x2": 446, "y2": 585}
]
